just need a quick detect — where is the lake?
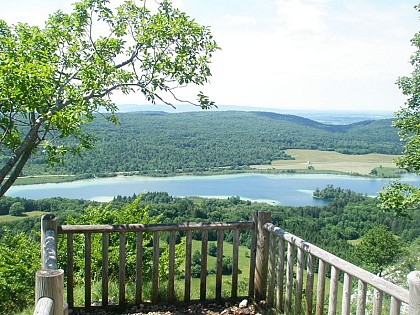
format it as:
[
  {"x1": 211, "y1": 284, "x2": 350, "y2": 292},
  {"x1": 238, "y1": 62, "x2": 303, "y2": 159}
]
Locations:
[{"x1": 6, "y1": 173, "x2": 420, "y2": 207}]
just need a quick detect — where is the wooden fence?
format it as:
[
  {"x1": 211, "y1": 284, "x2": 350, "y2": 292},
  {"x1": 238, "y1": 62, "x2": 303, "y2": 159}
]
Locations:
[
  {"x1": 59, "y1": 219, "x2": 256, "y2": 310},
  {"x1": 257, "y1": 211, "x2": 420, "y2": 314},
  {"x1": 34, "y1": 211, "x2": 420, "y2": 315}
]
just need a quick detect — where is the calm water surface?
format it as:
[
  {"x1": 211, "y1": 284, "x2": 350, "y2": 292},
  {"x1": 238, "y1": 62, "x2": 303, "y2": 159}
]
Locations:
[{"x1": 7, "y1": 173, "x2": 420, "y2": 207}]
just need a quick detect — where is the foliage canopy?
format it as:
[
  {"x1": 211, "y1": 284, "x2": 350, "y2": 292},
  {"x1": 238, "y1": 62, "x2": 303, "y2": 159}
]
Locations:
[
  {"x1": 0, "y1": 0, "x2": 218, "y2": 196},
  {"x1": 356, "y1": 225, "x2": 404, "y2": 276},
  {"x1": 379, "y1": 4, "x2": 420, "y2": 216}
]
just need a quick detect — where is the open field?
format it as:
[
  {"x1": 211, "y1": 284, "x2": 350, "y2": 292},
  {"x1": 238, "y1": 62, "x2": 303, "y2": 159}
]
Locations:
[
  {"x1": 0, "y1": 211, "x2": 47, "y2": 223},
  {"x1": 252, "y1": 149, "x2": 400, "y2": 176},
  {"x1": 15, "y1": 175, "x2": 79, "y2": 185}
]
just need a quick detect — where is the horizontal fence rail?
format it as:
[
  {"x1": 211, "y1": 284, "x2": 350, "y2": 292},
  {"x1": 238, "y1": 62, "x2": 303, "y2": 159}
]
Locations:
[
  {"x1": 264, "y1": 223, "x2": 412, "y2": 315},
  {"x1": 58, "y1": 220, "x2": 257, "y2": 310},
  {"x1": 33, "y1": 297, "x2": 54, "y2": 315}
]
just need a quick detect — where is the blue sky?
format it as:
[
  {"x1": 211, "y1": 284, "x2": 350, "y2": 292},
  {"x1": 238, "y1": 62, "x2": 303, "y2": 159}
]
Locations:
[{"x1": 1, "y1": 0, "x2": 418, "y2": 111}]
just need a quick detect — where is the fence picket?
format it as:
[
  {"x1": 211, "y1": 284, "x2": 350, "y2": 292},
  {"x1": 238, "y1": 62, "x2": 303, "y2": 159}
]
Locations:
[
  {"x1": 373, "y1": 288, "x2": 383, "y2": 315},
  {"x1": 276, "y1": 238, "x2": 285, "y2": 312},
  {"x1": 232, "y1": 229, "x2": 240, "y2": 299},
  {"x1": 285, "y1": 242, "x2": 294, "y2": 314},
  {"x1": 66, "y1": 233, "x2": 74, "y2": 309},
  {"x1": 200, "y1": 231, "x2": 208, "y2": 301},
  {"x1": 296, "y1": 247, "x2": 304, "y2": 314},
  {"x1": 248, "y1": 211, "x2": 258, "y2": 298},
  {"x1": 342, "y1": 273, "x2": 352, "y2": 315},
  {"x1": 102, "y1": 232, "x2": 109, "y2": 307},
  {"x1": 305, "y1": 253, "x2": 315, "y2": 315},
  {"x1": 216, "y1": 229, "x2": 224, "y2": 301},
  {"x1": 119, "y1": 232, "x2": 126, "y2": 306},
  {"x1": 328, "y1": 266, "x2": 339, "y2": 315},
  {"x1": 390, "y1": 297, "x2": 401, "y2": 315},
  {"x1": 84, "y1": 232, "x2": 91, "y2": 308},
  {"x1": 315, "y1": 259, "x2": 326, "y2": 315},
  {"x1": 268, "y1": 233, "x2": 276, "y2": 306},
  {"x1": 136, "y1": 232, "x2": 143, "y2": 304},
  {"x1": 152, "y1": 231, "x2": 159, "y2": 304},
  {"x1": 184, "y1": 230, "x2": 192, "y2": 302},
  {"x1": 357, "y1": 280, "x2": 367, "y2": 315},
  {"x1": 168, "y1": 231, "x2": 176, "y2": 303}
]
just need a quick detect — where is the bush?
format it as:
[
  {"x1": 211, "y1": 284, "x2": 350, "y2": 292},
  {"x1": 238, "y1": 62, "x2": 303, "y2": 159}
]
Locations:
[
  {"x1": 9, "y1": 202, "x2": 24, "y2": 216},
  {"x1": 208, "y1": 243, "x2": 217, "y2": 256},
  {"x1": 222, "y1": 256, "x2": 233, "y2": 275},
  {"x1": 0, "y1": 230, "x2": 40, "y2": 313}
]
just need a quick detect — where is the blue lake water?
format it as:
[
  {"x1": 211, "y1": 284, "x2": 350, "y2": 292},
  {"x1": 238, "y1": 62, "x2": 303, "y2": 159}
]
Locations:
[{"x1": 6, "y1": 173, "x2": 420, "y2": 207}]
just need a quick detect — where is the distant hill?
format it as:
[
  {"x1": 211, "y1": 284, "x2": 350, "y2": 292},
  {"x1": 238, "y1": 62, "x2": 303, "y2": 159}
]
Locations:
[
  {"x1": 116, "y1": 104, "x2": 394, "y2": 125},
  {"x1": 21, "y1": 111, "x2": 402, "y2": 176}
]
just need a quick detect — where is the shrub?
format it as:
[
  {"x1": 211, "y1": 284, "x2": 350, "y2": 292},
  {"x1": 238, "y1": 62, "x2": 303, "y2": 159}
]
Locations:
[{"x1": 9, "y1": 202, "x2": 24, "y2": 216}]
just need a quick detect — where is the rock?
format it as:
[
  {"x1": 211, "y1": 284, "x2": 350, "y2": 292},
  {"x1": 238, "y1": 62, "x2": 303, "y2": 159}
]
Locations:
[{"x1": 239, "y1": 299, "x2": 248, "y2": 308}]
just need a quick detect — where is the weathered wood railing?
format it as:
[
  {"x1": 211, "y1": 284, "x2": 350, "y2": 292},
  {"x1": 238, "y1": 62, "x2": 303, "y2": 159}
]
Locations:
[
  {"x1": 255, "y1": 211, "x2": 420, "y2": 315},
  {"x1": 34, "y1": 211, "x2": 420, "y2": 314},
  {"x1": 57, "y1": 212, "x2": 260, "y2": 312}
]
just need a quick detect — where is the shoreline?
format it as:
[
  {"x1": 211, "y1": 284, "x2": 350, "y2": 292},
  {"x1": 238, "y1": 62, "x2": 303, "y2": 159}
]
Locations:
[{"x1": 14, "y1": 167, "x2": 402, "y2": 186}]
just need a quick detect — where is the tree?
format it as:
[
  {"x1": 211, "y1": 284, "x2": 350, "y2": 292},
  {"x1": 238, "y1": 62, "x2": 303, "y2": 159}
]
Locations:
[
  {"x1": 191, "y1": 250, "x2": 202, "y2": 278},
  {"x1": 0, "y1": 230, "x2": 40, "y2": 313},
  {"x1": 0, "y1": 0, "x2": 218, "y2": 197},
  {"x1": 379, "y1": 4, "x2": 420, "y2": 216},
  {"x1": 208, "y1": 242, "x2": 217, "y2": 257},
  {"x1": 9, "y1": 201, "x2": 24, "y2": 216},
  {"x1": 356, "y1": 225, "x2": 403, "y2": 276}
]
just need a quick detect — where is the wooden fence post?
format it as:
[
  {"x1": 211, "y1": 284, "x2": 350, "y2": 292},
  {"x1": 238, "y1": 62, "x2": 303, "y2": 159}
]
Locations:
[
  {"x1": 41, "y1": 214, "x2": 58, "y2": 270},
  {"x1": 35, "y1": 269, "x2": 64, "y2": 315},
  {"x1": 408, "y1": 271, "x2": 420, "y2": 315},
  {"x1": 35, "y1": 214, "x2": 66, "y2": 315},
  {"x1": 254, "y1": 211, "x2": 271, "y2": 302}
]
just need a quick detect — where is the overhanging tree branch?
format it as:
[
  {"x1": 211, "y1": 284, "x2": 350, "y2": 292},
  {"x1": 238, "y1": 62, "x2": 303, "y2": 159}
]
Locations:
[{"x1": 0, "y1": 0, "x2": 219, "y2": 197}]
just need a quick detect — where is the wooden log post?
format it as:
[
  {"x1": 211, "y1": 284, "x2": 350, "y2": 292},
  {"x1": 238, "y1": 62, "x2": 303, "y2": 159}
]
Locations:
[
  {"x1": 41, "y1": 214, "x2": 58, "y2": 270},
  {"x1": 35, "y1": 269, "x2": 64, "y2": 315},
  {"x1": 254, "y1": 211, "x2": 271, "y2": 302},
  {"x1": 408, "y1": 271, "x2": 420, "y2": 315},
  {"x1": 36, "y1": 214, "x2": 66, "y2": 315}
]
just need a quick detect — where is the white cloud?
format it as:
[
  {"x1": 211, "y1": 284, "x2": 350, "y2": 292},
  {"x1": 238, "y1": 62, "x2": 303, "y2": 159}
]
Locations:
[
  {"x1": 222, "y1": 15, "x2": 256, "y2": 26},
  {"x1": 1, "y1": 0, "x2": 418, "y2": 111},
  {"x1": 275, "y1": 0, "x2": 328, "y2": 33}
]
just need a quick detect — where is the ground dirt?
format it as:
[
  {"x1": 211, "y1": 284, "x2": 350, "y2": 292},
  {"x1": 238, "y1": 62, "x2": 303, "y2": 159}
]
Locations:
[{"x1": 70, "y1": 300, "x2": 272, "y2": 315}]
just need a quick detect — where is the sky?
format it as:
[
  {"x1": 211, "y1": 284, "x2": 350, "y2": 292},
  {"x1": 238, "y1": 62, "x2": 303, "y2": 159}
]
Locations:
[{"x1": 1, "y1": 0, "x2": 419, "y2": 111}]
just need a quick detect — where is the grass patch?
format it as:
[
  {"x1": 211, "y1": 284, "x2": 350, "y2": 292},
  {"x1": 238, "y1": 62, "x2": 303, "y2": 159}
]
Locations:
[
  {"x1": 252, "y1": 149, "x2": 401, "y2": 176},
  {"x1": 370, "y1": 166, "x2": 404, "y2": 177},
  {"x1": 348, "y1": 238, "x2": 362, "y2": 246},
  {"x1": 179, "y1": 240, "x2": 251, "y2": 300},
  {"x1": 14, "y1": 175, "x2": 83, "y2": 185},
  {"x1": 0, "y1": 211, "x2": 46, "y2": 223}
]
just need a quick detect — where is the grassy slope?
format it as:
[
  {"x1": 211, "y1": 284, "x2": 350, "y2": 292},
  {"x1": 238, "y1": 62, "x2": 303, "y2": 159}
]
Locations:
[
  {"x1": 0, "y1": 211, "x2": 46, "y2": 223},
  {"x1": 252, "y1": 149, "x2": 400, "y2": 176}
]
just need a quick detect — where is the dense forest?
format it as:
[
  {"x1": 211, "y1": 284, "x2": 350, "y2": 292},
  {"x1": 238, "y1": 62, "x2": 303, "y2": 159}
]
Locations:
[
  {"x1": 13, "y1": 111, "x2": 401, "y2": 176},
  {"x1": 1, "y1": 189, "x2": 418, "y2": 263}
]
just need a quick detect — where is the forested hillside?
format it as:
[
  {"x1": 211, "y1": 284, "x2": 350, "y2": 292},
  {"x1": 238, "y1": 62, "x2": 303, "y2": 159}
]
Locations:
[{"x1": 18, "y1": 111, "x2": 401, "y2": 176}]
